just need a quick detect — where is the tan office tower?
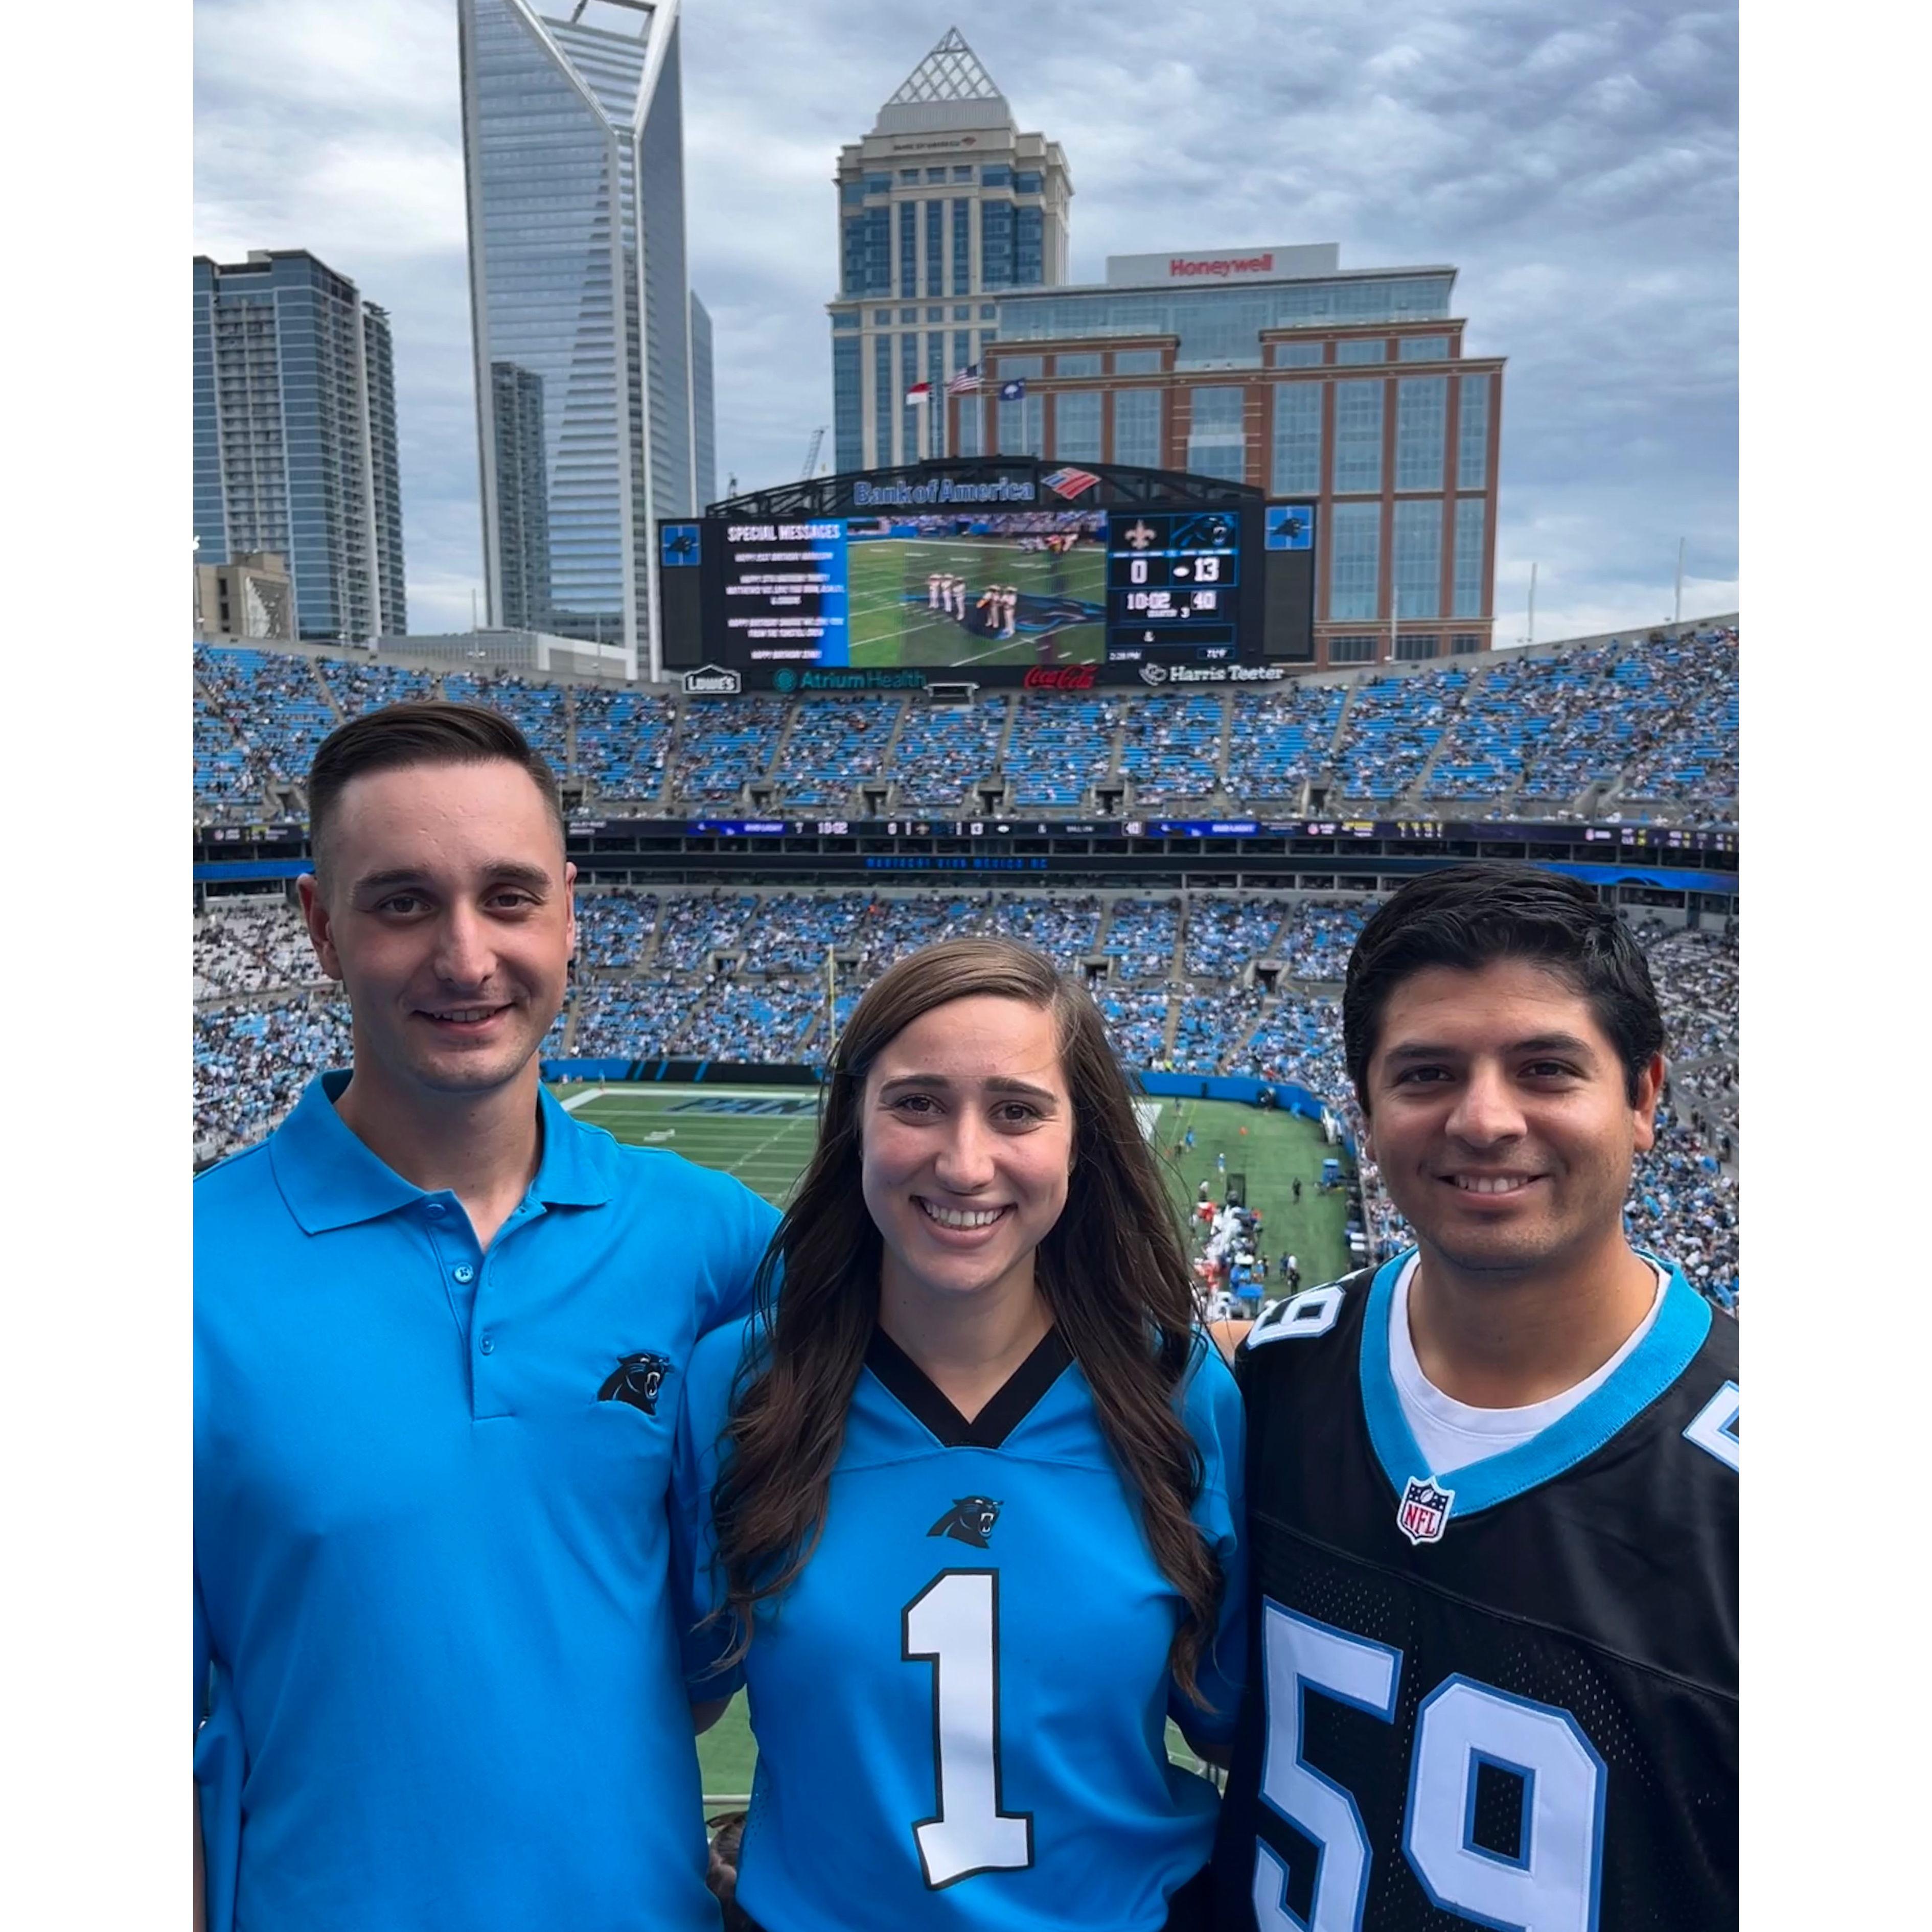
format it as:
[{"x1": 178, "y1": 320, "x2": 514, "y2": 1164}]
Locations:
[{"x1": 827, "y1": 28, "x2": 1072, "y2": 473}]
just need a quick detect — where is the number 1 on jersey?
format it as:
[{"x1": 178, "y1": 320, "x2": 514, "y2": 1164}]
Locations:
[{"x1": 903, "y1": 1570, "x2": 1036, "y2": 1889}]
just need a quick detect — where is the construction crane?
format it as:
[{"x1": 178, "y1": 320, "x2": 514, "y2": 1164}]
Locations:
[{"x1": 800, "y1": 425, "x2": 827, "y2": 479}]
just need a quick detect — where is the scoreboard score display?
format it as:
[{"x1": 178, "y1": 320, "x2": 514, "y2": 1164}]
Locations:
[{"x1": 658, "y1": 461, "x2": 1315, "y2": 688}]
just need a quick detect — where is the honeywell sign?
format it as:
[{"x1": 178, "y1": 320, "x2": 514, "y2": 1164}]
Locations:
[{"x1": 1106, "y1": 243, "x2": 1340, "y2": 287}]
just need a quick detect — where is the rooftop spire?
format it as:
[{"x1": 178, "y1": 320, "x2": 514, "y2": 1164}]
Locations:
[{"x1": 885, "y1": 27, "x2": 1004, "y2": 106}]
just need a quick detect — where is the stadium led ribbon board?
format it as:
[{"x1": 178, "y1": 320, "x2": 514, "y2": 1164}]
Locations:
[{"x1": 656, "y1": 457, "x2": 1317, "y2": 689}]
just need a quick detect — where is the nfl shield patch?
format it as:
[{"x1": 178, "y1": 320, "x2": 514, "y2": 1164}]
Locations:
[{"x1": 1396, "y1": 1476, "x2": 1455, "y2": 1546}]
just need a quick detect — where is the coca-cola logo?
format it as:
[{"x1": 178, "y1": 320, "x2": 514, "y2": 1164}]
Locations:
[{"x1": 1023, "y1": 663, "x2": 1098, "y2": 691}]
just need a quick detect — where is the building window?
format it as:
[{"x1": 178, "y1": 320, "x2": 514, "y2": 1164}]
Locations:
[
  {"x1": 981, "y1": 201, "x2": 1013, "y2": 289},
  {"x1": 1328, "y1": 634, "x2": 1376, "y2": 664},
  {"x1": 1113, "y1": 388, "x2": 1163, "y2": 467},
  {"x1": 981, "y1": 164, "x2": 1011, "y2": 187},
  {"x1": 1395, "y1": 634, "x2": 1440, "y2": 660},
  {"x1": 951, "y1": 200, "x2": 971, "y2": 297},
  {"x1": 1273, "y1": 340, "x2": 1324, "y2": 367},
  {"x1": 832, "y1": 311, "x2": 859, "y2": 331},
  {"x1": 899, "y1": 308, "x2": 918, "y2": 323},
  {"x1": 1395, "y1": 377, "x2": 1447, "y2": 491},
  {"x1": 1337, "y1": 338, "x2": 1386, "y2": 364},
  {"x1": 1014, "y1": 170, "x2": 1043, "y2": 194},
  {"x1": 1333, "y1": 380, "x2": 1385, "y2": 493},
  {"x1": 957, "y1": 392, "x2": 984, "y2": 457},
  {"x1": 1054, "y1": 389, "x2": 1102, "y2": 462},
  {"x1": 898, "y1": 203, "x2": 917, "y2": 298},
  {"x1": 872, "y1": 309, "x2": 893, "y2": 325},
  {"x1": 841, "y1": 180, "x2": 864, "y2": 206},
  {"x1": 1053, "y1": 352, "x2": 1101, "y2": 377},
  {"x1": 1187, "y1": 385, "x2": 1247, "y2": 482},
  {"x1": 979, "y1": 303, "x2": 997, "y2": 319},
  {"x1": 1398, "y1": 335, "x2": 1451, "y2": 361},
  {"x1": 925, "y1": 167, "x2": 946, "y2": 183},
  {"x1": 952, "y1": 304, "x2": 970, "y2": 320},
  {"x1": 1451, "y1": 633, "x2": 1484, "y2": 654},
  {"x1": 849, "y1": 208, "x2": 889, "y2": 295},
  {"x1": 952, "y1": 165, "x2": 973, "y2": 181},
  {"x1": 925, "y1": 201, "x2": 943, "y2": 298},
  {"x1": 1457, "y1": 374, "x2": 1491, "y2": 490},
  {"x1": 903, "y1": 335, "x2": 928, "y2": 461},
  {"x1": 1453, "y1": 497, "x2": 1487, "y2": 617},
  {"x1": 928, "y1": 334, "x2": 947, "y2": 455},
  {"x1": 874, "y1": 335, "x2": 895, "y2": 465},
  {"x1": 1329, "y1": 500, "x2": 1381, "y2": 620},
  {"x1": 864, "y1": 174, "x2": 891, "y2": 196},
  {"x1": 999, "y1": 387, "x2": 1043, "y2": 456},
  {"x1": 833, "y1": 336, "x2": 863, "y2": 473},
  {"x1": 1393, "y1": 498, "x2": 1443, "y2": 620},
  {"x1": 1015, "y1": 205, "x2": 1044, "y2": 286},
  {"x1": 1271, "y1": 382, "x2": 1323, "y2": 494},
  {"x1": 898, "y1": 168, "x2": 918, "y2": 183},
  {"x1": 1112, "y1": 349, "x2": 1162, "y2": 375},
  {"x1": 996, "y1": 354, "x2": 1043, "y2": 379}
]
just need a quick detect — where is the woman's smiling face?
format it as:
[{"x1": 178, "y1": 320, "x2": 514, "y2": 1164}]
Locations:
[{"x1": 861, "y1": 995, "x2": 1075, "y2": 1309}]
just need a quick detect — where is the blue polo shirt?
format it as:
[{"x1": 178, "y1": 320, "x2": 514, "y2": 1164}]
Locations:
[{"x1": 195, "y1": 1071, "x2": 779, "y2": 1932}]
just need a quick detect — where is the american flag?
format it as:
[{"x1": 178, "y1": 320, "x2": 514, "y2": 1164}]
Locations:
[
  {"x1": 1042, "y1": 465, "x2": 1101, "y2": 501},
  {"x1": 945, "y1": 364, "x2": 981, "y2": 395}
]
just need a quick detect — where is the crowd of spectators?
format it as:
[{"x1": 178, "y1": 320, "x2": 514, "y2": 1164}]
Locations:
[
  {"x1": 889, "y1": 700, "x2": 1007, "y2": 810},
  {"x1": 193, "y1": 628, "x2": 1735, "y2": 825},
  {"x1": 574, "y1": 890, "x2": 661, "y2": 971},
  {"x1": 1184, "y1": 899, "x2": 1285, "y2": 978},
  {"x1": 194, "y1": 997, "x2": 352, "y2": 1167},
  {"x1": 1101, "y1": 899, "x2": 1182, "y2": 979},
  {"x1": 195, "y1": 899, "x2": 321, "y2": 1000},
  {"x1": 1116, "y1": 695, "x2": 1223, "y2": 806},
  {"x1": 1271, "y1": 901, "x2": 1373, "y2": 981}
]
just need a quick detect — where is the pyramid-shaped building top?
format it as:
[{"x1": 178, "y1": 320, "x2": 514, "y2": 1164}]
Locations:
[{"x1": 872, "y1": 27, "x2": 1013, "y2": 133}]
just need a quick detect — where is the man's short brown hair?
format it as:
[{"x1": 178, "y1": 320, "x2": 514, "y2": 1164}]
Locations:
[{"x1": 307, "y1": 701, "x2": 566, "y2": 872}]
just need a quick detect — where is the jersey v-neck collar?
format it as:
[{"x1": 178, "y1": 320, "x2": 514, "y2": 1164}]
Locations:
[
  {"x1": 864, "y1": 1324, "x2": 1074, "y2": 1449},
  {"x1": 1356, "y1": 1247, "x2": 1713, "y2": 1517}
]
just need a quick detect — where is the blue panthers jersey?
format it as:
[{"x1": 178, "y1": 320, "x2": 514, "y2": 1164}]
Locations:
[{"x1": 675, "y1": 1319, "x2": 1246, "y2": 1932}]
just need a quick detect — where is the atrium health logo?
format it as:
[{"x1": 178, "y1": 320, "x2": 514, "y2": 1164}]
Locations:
[{"x1": 773, "y1": 669, "x2": 798, "y2": 692}]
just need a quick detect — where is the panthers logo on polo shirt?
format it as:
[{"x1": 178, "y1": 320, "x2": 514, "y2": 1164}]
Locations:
[{"x1": 597, "y1": 1351, "x2": 674, "y2": 1416}]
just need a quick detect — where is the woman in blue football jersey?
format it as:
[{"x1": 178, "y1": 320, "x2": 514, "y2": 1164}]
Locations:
[{"x1": 675, "y1": 937, "x2": 1244, "y2": 1932}]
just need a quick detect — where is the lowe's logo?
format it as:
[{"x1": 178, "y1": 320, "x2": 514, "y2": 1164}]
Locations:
[{"x1": 683, "y1": 665, "x2": 742, "y2": 695}]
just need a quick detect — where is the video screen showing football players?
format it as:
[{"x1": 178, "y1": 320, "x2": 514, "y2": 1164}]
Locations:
[{"x1": 844, "y1": 510, "x2": 1108, "y2": 668}]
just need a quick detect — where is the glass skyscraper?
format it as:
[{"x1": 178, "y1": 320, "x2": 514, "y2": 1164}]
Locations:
[
  {"x1": 193, "y1": 249, "x2": 406, "y2": 642},
  {"x1": 459, "y1": 0, "x2": 711, "y2": 678},
  {"x1": 827, "y1": 29, "x2": 1072, "y2": 473}
]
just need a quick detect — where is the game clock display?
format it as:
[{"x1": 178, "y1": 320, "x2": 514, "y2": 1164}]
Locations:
[{"x1": 1106, "y1": 511, "x2": 1243, "y2": 660}]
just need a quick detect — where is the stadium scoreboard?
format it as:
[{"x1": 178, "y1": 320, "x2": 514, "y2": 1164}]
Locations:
[{"x1": 658, "y1": 459, "x2": 1316, "y2": 689}]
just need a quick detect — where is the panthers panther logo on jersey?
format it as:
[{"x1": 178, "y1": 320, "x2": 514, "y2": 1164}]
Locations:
[
  {"x1": 597, "y1": 1351, "x2": 673, "y2": 1416},
  {"x1": 928, "y1": 1496, "x2": 1002, "y2": 1548}
]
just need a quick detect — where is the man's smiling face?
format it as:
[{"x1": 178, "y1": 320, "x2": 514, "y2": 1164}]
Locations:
[
  {"x1": 300, "y1": 758, "x2": 575, "y2": 1105},
  {"x1": 1362, "y1": 956, "x2": 1662, "y2": 1281}
]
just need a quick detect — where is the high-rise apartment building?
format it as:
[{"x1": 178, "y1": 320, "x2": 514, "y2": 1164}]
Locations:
[
  {"x1": 460, "y1": 0, "x2": 712, "y2": 678},
  {"x1": 193, "y1": 249, "x2": 406, "y2": 641},
  {"x1": 827, "y1": 29, "x2": 1071, "y2": 474},
  {"x1": 946, "y1": 246, "x2": 1506, "y2": 664}
]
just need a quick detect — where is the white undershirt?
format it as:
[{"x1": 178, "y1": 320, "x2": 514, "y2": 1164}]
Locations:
[{"x1": 1389, "y1": 1253, "x2": 1669, "y2": 1479}]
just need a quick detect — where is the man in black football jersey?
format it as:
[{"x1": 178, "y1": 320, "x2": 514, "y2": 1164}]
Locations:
[{"x1": 1212, "y1": 864, "x2": 1737, "y2": 1931}]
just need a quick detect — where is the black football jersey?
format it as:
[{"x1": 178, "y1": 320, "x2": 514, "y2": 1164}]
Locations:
[{"x1": 1211, "y1": 1255, "x2": 1737, "y2": 1932}]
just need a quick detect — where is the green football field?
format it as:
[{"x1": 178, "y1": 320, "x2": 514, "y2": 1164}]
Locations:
[
  {"x1": 550, "y1": 1079, "x2": 1354, "y2": 1806},
  {"x1": 844, "y1": 536, "x2": 1106, "y2": 668}
]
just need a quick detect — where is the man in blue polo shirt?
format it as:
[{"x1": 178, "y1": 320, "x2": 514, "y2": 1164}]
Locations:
[{"x1": 195, "y1": 702, "x2": 778, "y2": 1931}]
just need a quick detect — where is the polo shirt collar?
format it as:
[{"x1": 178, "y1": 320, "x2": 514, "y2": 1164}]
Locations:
[{"x1": 270, "y1": 1071, "x2": 614, "y2": 1234}]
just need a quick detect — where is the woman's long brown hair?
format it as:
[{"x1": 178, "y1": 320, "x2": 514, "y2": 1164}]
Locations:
[{"x1": 709, "y1": 937, "x2": 1224, "y2": 1701}]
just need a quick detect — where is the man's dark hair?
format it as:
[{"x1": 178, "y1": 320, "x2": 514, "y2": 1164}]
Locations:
[
  {"x1": 306, "y1": 701, "x2": 564, "y2": 870},
  {"x1": 1342, "y1": 864, "x2": 1665, "y2": 1111}
]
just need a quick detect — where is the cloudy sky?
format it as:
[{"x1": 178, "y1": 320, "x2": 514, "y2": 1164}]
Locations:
[{"x1": 193, "y1": 0, "x2": 1737, "y2": 641}]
